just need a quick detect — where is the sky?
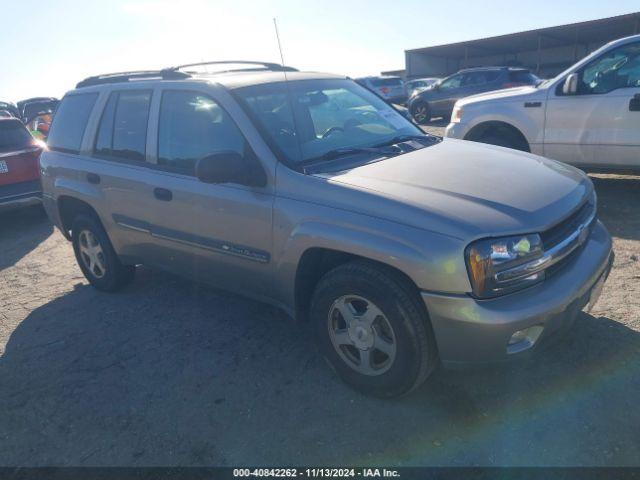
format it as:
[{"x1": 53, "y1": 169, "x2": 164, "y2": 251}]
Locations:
[{"x1": 1, "y1": 0, "x2": 638, "y2": 102}]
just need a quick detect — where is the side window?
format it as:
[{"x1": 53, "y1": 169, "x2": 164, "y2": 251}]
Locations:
[
  {"x1": 47, "y1": 93, "x2": 98, "y2": 154},
  {"x1": 578, "y1": 42, "x2": 640, "y2": 95},
  {"x1": 158, "y1": 91, "x2": 245, "y2": 175},
  {"x1": 93, "y1": 90, "x2": 151, "y2": 161}
]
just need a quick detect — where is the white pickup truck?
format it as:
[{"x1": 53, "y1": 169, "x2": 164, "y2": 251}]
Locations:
[{"x1": 445, "y1": 34, "x2": 640, "y2": 171}]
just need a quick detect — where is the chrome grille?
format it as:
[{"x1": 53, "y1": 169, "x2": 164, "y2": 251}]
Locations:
[{"x1": 541, "y1": 200, "x2": 596, "y2": 250}]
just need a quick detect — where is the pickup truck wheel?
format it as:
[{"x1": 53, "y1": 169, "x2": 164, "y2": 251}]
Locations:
[
  {"x1": 310, "y1": 261, "x2": 437, "y2": 397},
  {"x1": 410, "y1": 102, "x2": 431, "y2": 124},
  {"x1": 477, "y1": 133, "x2": 527, "y2": 151},
  {"x1": 71, "y1": 214, "x2": 135, "y2": 292}
]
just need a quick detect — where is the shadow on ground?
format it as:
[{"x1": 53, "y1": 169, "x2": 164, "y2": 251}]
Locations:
[
  {"x1": 590, "y1": 175, "x2": 640, "y2": 241},
  {"x1": 1, "y1": 268, "x2": 639, "y2": 466},
  {"x1": 0, "y1": 206, "x2": 52, "y2": 271}
]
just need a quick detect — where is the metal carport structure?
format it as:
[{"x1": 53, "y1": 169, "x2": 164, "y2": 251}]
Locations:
[{"x1": 405, "y1": 12, "x2": 640, "y2": 79}]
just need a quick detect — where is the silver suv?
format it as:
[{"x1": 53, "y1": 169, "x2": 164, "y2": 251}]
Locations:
[{"x1": 41, "y1": 61, "x2": 613, "y2": 397}]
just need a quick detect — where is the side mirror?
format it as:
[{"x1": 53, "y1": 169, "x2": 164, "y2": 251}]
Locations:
[
  {"x1": 195, "y1": 151, "x2": 266, "y2": 187},
  {"x1": 562, "y1": 73, "x2": 579, "y2": 95}
]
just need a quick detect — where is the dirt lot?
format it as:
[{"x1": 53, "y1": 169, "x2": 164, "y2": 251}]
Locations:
[{"x1": 0, "y1": 171, "x2": 638, "y2": 467}]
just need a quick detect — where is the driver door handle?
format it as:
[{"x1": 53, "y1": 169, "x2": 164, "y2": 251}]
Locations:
[
  {"x1": 153, "y1": 187, "x2": 173, "y2": 202},
  {"x1": 630, "y1": 94, "x2": 640, "y2": 112}
]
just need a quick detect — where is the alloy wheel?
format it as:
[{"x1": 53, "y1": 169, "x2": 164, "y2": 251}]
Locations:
[{"x1": 327, "y1": 295, "x2": 397, "y2": 376}]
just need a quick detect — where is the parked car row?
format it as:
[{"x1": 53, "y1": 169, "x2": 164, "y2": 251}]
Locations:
[
  {"x1": 408, "y1": 67, "x2": 540, "y2": 123},
  {"x1": 0, "y1": 97, "x2": 58, "y2": 140}
]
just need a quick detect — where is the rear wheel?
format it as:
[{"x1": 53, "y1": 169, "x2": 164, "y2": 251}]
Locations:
[
  {"x1": 71, "y1": 214, "x2": 135, "y2": 292},
  {"x1": 311, "y1": 261, "x2": 437, "y2": 397},
  {"x1": 411, "y1": 101, "x2": 431, "y2": 124}
]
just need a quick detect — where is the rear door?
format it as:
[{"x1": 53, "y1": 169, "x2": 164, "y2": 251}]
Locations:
[{"x1": 87, "y1": 88, "x2": 160, "y2": 264}]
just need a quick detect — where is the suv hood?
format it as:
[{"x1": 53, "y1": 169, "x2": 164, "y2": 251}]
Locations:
[
  {"x1": 313, "y1": 138, "x2": 592, "y2": 240},
  {"x1": 456, "y1": 85, "x2": 542, "y2": 107}
]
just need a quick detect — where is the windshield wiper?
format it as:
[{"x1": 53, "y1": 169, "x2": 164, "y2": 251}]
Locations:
[
  {"x1": 374, "y1": 134, "x2": 440, "y2": 148},
  {"x1": 299, "y1": 146, "x2": 399, "y2": 166}
]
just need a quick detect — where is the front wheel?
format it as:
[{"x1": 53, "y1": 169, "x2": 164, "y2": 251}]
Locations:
[
  {"x1": 311, "y1": 261, "x2": 438, "y2": 397},
  {"x1": 410, "y1": 101, "x2": 431, "y2": 124}
]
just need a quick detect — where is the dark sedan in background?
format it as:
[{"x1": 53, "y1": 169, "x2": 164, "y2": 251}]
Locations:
[{"x1": 408, "y1": 67, "x2": 540, "y2": 123}]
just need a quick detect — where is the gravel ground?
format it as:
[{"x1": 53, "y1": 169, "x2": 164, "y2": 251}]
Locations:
[{"x1": 0, "y1": 172, "x2": 638, "y2": 467}]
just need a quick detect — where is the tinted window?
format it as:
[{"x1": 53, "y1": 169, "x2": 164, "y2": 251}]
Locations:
[
  {"x1": 0, "y1": 119, "x2": 33, "y2": 150},
  {"x1": 578, "y1": 42, "x2": 640, "y2": 94},
  {"x1": 47, "y1": 93, "x2": 98, "y2": 154},
  {"x1": 509, "y1": 70, "x2": 539, "y2": 84},
  {"x1": 158, "y1": 91, "x2": 245, "y2": 175},
  {"x1": 439, "y1": 74, "x2": 463, "y2": 90},
  {"x1": 463, "y1": 71, "x2": 501, "y2": 86},
  {"x1": 370, "y1": 77, "x2": 403, "y2": 87},
  {"x1": 94, "y1": 90, "x2": 151, "y2": 161}
]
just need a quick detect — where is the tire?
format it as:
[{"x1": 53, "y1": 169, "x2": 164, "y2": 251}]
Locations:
[
  {"x1": 410, "y1": 101, "x2": 431, "y2": 125},
  {"x1": 476, "y1": 133, "x2": 528, "y2": 152},
  {"x1": 71, "y1": 213, "x2": 135, "y2": 292},
  {"x1": 310, "y1": 261, "x2": 438, "y2": 397}
]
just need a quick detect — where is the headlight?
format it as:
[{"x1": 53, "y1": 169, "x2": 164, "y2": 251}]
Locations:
[
  {"x1": 465, "y1": 233, "x2": 544, "y2": 298},
  {"x1": 450, "y1": 104, "x2": 463, "y2": 123}
]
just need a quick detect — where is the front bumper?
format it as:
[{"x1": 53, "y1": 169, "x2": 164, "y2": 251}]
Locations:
[
  {"x1": 443, "y1": 121, "x2": 470, "y2": 139},
  {"x1": 422, "y1": 220, "x2": 613, "y2": 367}
]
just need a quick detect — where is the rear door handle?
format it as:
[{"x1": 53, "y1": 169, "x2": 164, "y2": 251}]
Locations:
[
  {"x1": 86, "y1": 173, "x2": 100, "y2": 184},
  {"x1": 153, "y1": 187, "x2": 173, "y2": 201},
  {"x1": 630, "y1": 94, "x2": 640, "y2": 111}
]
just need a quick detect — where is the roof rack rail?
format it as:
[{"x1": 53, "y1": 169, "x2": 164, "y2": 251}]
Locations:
[
  {"x1": 76, "y1": 69, "x2": 190, "y2": 88},
  {"x1": 75, "y1": 61, "x2": 298, "y2": 89},
  {"x1": 167, "y1": 60, "x2": 298, "y2": 74}
]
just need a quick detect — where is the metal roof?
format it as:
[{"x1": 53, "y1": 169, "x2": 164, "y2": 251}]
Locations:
[{"x1": 406, "y1": 11, "x2": 640, "y2": 58}]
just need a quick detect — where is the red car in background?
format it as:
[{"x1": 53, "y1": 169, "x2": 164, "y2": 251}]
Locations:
[{"x1": 0, "y1": 118, "x2": 44, "y2": 211}]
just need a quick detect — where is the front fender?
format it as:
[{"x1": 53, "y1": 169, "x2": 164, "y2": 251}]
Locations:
[
  {"x1": 271, "y1": 200, "x2": 470, "y2": 311},
  {"x1": 463, "y1": 103, "x2": 543, "y2": 147}
]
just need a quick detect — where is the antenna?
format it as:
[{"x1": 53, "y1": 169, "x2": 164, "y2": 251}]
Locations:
[{"x1": 273, "y1": 18, "x2": 304, "y2": 165}]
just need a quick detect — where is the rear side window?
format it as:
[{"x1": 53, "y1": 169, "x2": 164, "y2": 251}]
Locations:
[
  {"x1": 94, "y1": 90, "x2": 152, "y2": 162},
  {"x1": 509, "y1": 71, "x2": 538, "y2": 83},
  {"x1": 370, "y1": 77, "x2": 403, "y2": 87},
  {"x1": 47, "y1": 93, "x2": 98, "y2": 154},
  {"x1": 157, "y1": 90, "x2": 245, "y2": 175},
  {"x1": 464, "y1": 71, "x2": 501, "y2": 86},
  {"x1": 0, "y1": 120, "x2": 33, "y2": 150}
]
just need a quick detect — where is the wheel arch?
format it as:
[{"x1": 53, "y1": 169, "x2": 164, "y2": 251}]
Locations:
[
  {"x1": 57, "y1": 196, "x2": 102, "y2": 240},
  {"x1": 464, "y1": 120, "x2": 531, "y2": 152},
  {"x1": 293, "y1": 247, "x2": 426, "y2": 323}
]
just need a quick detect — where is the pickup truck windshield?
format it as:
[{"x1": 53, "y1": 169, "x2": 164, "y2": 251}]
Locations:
[{"x1": 234, "y1": 79, "x2": 424, "y2": 165}]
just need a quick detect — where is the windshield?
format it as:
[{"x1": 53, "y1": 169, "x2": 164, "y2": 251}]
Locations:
[{"x1": 235, "y1": 79, "x2": 423, "y2": 165}]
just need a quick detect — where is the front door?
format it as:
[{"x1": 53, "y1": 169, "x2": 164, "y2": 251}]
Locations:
[
  {"x1": 143, "y1": 88, "x2": 274, "y2": 297},
  {"x1": 544, "y1": 40, "x2": 640, "y2": 168}
]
